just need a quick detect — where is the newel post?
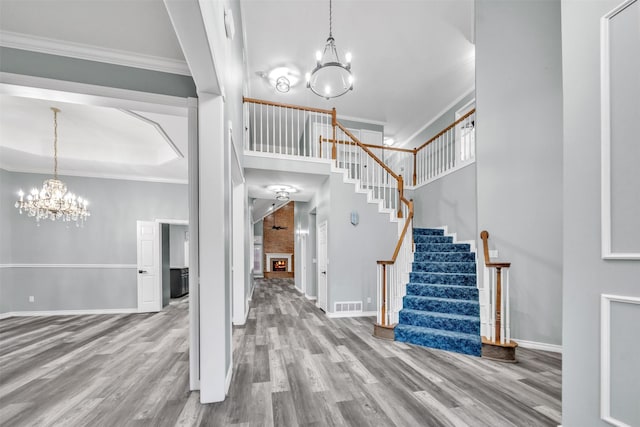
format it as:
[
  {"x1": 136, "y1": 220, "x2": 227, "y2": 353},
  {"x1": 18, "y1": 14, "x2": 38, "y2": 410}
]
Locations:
[
  {"x1": 331, "y1": 108, "x2": 337, "y2": 160},
  {"x1": 412, "y1": 149, "x2": 417, "y2": 186},
  {"x1": 397, "y1": 175, "x2": 404, "y2": 219},
  {"x1": 381, "y1": 264, "x2": 387, "y2": 326},
  {"x1": 319, "y1": 135, "x2": 323, "y2": 158}
]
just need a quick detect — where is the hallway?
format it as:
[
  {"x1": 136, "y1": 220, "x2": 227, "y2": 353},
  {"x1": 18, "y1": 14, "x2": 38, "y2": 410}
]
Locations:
[
  {"x1": 203, "y1": 278, "x2": 561, "y2": 426},
  {"x1": 0, "y1": 279, "x2": 561, "y2": 426}
]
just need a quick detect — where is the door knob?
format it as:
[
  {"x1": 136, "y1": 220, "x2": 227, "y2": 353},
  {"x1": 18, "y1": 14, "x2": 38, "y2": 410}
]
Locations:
[
  {"x1": 138, "y1": 270, "x2": 147, "y2": 274},
  {"x1": 321, "y1": 271, "x2": 327, "y2": 275}
]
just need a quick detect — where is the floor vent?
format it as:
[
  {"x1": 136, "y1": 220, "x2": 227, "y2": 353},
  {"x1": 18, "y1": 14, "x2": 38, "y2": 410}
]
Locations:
[{"x1": 334, "y1": 301, "x2": 363, "y2": 313}]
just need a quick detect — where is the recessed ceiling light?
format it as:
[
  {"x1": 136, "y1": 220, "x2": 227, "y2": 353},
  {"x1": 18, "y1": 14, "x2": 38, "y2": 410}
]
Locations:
[{"x1": 266, "y1": 184, "x2": 298, "y2": 193}]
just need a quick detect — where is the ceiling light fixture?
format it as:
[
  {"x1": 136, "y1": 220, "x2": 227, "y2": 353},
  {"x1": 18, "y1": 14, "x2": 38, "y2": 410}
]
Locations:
[
  {"x1": 275, "y1": 191, "x2": 290, "y2": 201},
  {"x1": 306, "y1": 0, "x2": 353, "y2": 100},
  {"x1": 275, "y1": 76, "x2": 290, "y2": 93},
  {"x1": 15, "y1": 107, "x2": 90, "y2": 225},
  {"x1": 383, "y1": 137, "x2": 395, "y2": 146}
]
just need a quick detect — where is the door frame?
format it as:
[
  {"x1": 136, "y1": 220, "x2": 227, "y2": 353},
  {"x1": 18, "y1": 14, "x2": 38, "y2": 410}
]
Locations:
[
  {"x1": 0, "y1": 75, "x2": 200, "y2": 392},
  {"x1": 317, "y1": 220, "x2": 328, "y2": 311}
]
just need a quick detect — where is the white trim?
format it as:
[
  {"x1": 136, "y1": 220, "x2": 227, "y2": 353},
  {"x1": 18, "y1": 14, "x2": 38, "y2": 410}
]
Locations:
[
  {"x1": 336, "y1": 114, "x2": 387, "y2": 127},
  {"x1": 601, "y1": 293, "x2": 640, "y2": 427},
  {"x1": 325, "y1": 310, "x2": 377, "y2": 319},
  {"x1": 0, "y1": 164, "x2": 188, "y2": 185},
  {"x1": 0, "y1": 263, "x2": 136, "y2": 269},
  {"x1": 0, "y1": 30, "x2": 191, "y2": 76},
  {"x1": 305, "y1": 294, "x2": 318, "y2": 301},
  {"x1": 0, "y1": 308, "x2": 138, "y2": 319},
  {"x1": 405, "y1": 160, "x2": 476, "y2": 191},
  {"x1": 399, "y1": 87, "x2": 475, "y2": 148},
  {"x1": 265, "y1": 253, "x2": 293, "y2": 273},
  {"x1": 225, "y1": 363, "x2": 233, "y2": 395},
  {"x1": 119, "y1": 109, "x2": 185, "y2": 158},
  {"x1": 155, "y1": 219, "x2": 189, "y2": 225},
  {"x1": 600, "y1": 0, "x2": 640, "y2": 260},
  {"x1": 244, "y1": 150, "x2": 333, "y2": 165},
  {"x1": 514, "y1": 339, "x2": 562, "y2": 354},
  {"x1": 0, "y1": 73, "x2": 189, "y2": 115}
]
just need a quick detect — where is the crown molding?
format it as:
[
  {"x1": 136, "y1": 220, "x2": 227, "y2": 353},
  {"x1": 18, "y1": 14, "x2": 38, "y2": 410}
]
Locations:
[
  {"x1": 0, "y1": 164, "x2": 187, "y2": 185},
  {"x1": 400, "y1": 86, "x2": 475, "y2": 148},
  {"x1": 0, "y1": 31, "x2": 191, "y2": 76}
]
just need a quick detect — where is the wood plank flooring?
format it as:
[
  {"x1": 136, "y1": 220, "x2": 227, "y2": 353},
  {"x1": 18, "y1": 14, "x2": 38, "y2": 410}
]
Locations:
[{"x1": 0, "y1": 279, "x2": 562, "y2": 426}]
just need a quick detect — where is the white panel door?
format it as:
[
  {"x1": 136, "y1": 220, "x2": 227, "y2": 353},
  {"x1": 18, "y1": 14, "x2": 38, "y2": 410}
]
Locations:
[
  {"x1": 317, "y1": 221, "x2": 328, "y2": 311},
  {"x1": 137, "y1": 221, "x2": 161, "y2": 312}
]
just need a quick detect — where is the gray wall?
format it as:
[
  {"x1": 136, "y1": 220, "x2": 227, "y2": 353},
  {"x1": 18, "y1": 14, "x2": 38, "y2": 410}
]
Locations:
[
  {"x1": 561, "y1": 1, "x2": 640, "y2": 425},
  {"x1": 408, "y1": 163, "x2": 477, "y2": 243},
  {"x1": 476, "y1": 0, "x2": 563, "y2": 345},
  {"x1": 169, "y1": 224, "x2": 188, "y2": 268},
  {"x1": 0, "y1": 169, "x2": 187, "y2": 312},
  {"x1": 294, "y1": 201, "x2": 309, "y2": 293},
  {"x1": 326, "y1": 173, "x2": 398, "y2": 313},
  {"x1": 405, "y1": 91, "x2": 475, "y2": 148},
  {"x1": 0, "y1": 47, "x2": 196, "y2": 99}
]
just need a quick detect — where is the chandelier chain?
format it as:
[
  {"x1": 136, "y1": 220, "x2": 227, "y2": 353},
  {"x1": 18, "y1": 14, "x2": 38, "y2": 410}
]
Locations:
[
  {"x1": 52, "y1": 107, "x2": 59, "y2": 180},
  {"x1": 329, "y1": 0, "x2": 333, "y2": 38}
]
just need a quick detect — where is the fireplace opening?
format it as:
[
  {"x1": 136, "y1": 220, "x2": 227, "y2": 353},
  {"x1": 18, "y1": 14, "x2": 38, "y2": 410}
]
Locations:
[{"x1": 272, "y1": 259, "x2": 287, "y2": 272}]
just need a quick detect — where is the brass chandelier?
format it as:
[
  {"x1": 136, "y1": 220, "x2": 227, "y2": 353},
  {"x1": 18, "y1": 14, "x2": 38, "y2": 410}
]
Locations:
[{"x1": 15, "y1": 107, "x2": 90, "y2": 225}]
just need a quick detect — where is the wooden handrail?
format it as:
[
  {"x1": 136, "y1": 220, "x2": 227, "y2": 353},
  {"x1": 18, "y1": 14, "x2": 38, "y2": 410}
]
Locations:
[
  {"x1": 416, "y1": 108, "x2": 476, "y2": 151},
  {"x1": 321, "y1": 137, "x2": 415, "y2": 153},
  {"x1": 378, "y1": 199, "x2": 414, "y2": 265},
  {"x1": 243, "y1": 97, "x2": 334, "y2": 115},
  {"x1": 336, "y1": 123, "x2": 401, "y2": 181},
  {"x1": 480, "y1": 230, "x2": 511, "y2": 268}
]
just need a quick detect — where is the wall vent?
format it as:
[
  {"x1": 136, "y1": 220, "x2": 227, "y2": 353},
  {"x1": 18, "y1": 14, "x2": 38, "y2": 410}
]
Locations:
[{"x1": 334, "y1": 301, "x2": 363, "y2": 313}]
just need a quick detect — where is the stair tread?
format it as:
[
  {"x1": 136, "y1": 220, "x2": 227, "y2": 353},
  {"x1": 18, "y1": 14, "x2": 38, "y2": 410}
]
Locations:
[
  {"x1": 411, "y1": 271, "x2": 476, "y2": 276},
  {"x1": 408, "y1": 282, "x2": 477, "y2": 289},
  {"x1": 400, "y1": 308, "x2": 480, "y2": 322},
  {"x1": 404, "y1": 295, "x2": 479, "y2": 305},
  {"x1": 395, "y1": 324, "x2": 481, "y2": 341}
]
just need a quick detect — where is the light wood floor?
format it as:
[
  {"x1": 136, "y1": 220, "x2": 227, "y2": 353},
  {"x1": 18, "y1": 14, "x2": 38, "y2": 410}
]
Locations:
[{"x1": 0, "y1": 279, "x2": 562, "y2": 426}]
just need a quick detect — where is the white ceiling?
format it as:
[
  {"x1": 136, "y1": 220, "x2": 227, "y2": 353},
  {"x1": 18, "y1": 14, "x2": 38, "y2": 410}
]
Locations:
[
  {"x1": 241, "y1": 0, "x2": 475, "y2": 146},
  {"x1": 0, "y1": 0, "x2": 185, "y2": 62},
  {"x1": 245, "y1": 168, "x2": 329, "y2": 222},
  {"x1": 0, "y1": 95, "x2": 188, "y2": 183},
  {"x1": 0, "y1": 0, "x2": 474, "y2": 185}
]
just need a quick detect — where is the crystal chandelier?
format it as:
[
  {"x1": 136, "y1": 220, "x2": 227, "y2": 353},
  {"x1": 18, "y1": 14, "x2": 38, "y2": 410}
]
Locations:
[
  {"x1": 15, "y1": 107, "x2": 90, "y2": 225},
  {"x1": 306, "y1": 0, "x2": 353, "y2": 99}
]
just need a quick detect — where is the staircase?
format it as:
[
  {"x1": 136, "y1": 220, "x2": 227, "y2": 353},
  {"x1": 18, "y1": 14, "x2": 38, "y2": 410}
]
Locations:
[{"x1": 395, "y1": 228, "x2": 482, "y2": 356}]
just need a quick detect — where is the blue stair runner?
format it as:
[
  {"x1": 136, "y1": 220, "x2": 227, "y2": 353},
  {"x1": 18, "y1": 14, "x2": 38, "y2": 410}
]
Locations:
[{"x1": 395, "y1": 228, "x2": 482, "y2": 356}]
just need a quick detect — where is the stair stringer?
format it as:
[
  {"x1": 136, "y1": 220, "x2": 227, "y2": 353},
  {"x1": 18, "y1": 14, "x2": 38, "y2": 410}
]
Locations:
[{"x1": 331, "y1": 164, "x2": 400, "y2": 224}]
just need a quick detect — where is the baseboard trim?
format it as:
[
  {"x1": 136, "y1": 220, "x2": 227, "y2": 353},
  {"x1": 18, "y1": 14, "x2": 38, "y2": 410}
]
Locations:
[
  {"x1": 514, "y1": 338, "x2": 562, "y2": 354},
  {"x1": 326, "y1": 310, "x2": 377, "y2": 319},
  {"x1": 0, "y1": 308, "x2": 139, "y2": 319},
  {"x1": 225, "y1": 364, "x2": 233, "y2": 395}
]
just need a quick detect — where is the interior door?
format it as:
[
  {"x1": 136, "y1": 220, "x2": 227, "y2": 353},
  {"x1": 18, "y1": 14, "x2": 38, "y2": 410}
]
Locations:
[
  {"x1": 137, "y1": 221, "x2": 161, "y2": 312},
  {"x1": 300, "y1": 234, "x2": 307, "y2": 295},
  {"x1": 317, "y1": 221, "x2": 328, "y2": 311}
]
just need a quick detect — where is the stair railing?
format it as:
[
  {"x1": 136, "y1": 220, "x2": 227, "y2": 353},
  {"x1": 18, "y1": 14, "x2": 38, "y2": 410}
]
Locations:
[
  {"x1": 414, "y1": 108, "x2": 476, "y2": 186},
  {"x1": 243, "y1": 97, "x2": 335, "y2": 158},
  {"x1": 376, "y1": 199, "x2": 414, "y2": 329},
  {"x1": 480, "y1": 230, "x2": 513, "y2": 345}
]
